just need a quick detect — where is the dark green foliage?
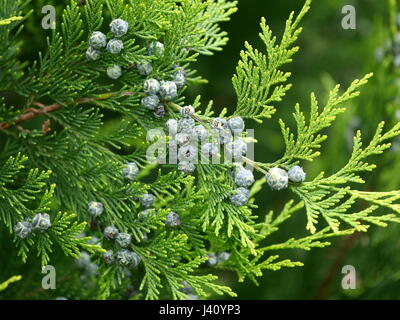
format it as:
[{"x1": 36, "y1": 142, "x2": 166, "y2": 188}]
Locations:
[{"x1": 1, "y1": 0, "x2": 400, "y2": 300}]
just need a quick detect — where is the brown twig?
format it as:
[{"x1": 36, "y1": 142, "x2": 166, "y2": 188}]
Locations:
[
  {"x1": 0, "y1": 91, "x2": 134, "y2": 131},
  {"x1": 41, "y1": 119, "x2": 52, "y2": 135},
  {"x1": 0, "y1": 103, "x2": 62, "y2": 131}
]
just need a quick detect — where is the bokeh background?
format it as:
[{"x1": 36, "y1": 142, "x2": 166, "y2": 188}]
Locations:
[{"x1": 185, "y1": 0, "x2": 400, "y2": 299}]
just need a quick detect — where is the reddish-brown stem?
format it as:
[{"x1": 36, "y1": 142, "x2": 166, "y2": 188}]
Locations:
[
  {"x1": 0, "y1": 103, "x2": 62, "y2": 130},
  {"x1": 0, "y1": 91, "x2": 134, "y2": 131}
]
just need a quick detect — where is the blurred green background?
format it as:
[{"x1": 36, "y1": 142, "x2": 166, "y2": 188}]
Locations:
[{"x1": 186, "y1": 0, "x2": 400, "y2": 299}]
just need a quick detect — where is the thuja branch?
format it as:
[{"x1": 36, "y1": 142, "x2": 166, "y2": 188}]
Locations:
[
  {"x1": 0, "y1": 91, "x2": 135, "y2": 131},
  {"x1": 0, "y1": 103, "x2": 61, "y2": 131}
]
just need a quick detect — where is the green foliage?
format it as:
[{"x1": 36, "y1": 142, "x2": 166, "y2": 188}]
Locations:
[
  {"x1": 232, "y1": 0, "x2": 311, "y2": 122},
  {"x1": 277, "y1": 75, "x2": 373, "y2": 165},
  {"x1": 268, "y1": 74, "x2": 400, "y2": 233},
  {"x1": 0, "y1": 153, "x2": 103, "y2": 265},
  {"x1": 0, "y1": 0, "x2": 399, "y2": 301},
  {"x1": 0, "y1": 153, "x2": 50, "y2": 231},
  {"x1": 0, "y1": 16, "x2": 23, "y2": 26},
  {"x1": 0, "y1": 275, "x2": 22, "y2": 292},
  {"x1": 0, "y1": 0, "x2": 30, "y2": 88}
]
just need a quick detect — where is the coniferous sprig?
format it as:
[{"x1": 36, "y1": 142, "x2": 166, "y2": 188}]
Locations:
[
  {"x1": 256, "y1": 73, "x2": 400, "y2": 234},
  {"x1": 291, "y1": 121, "x2": 400, "y2": 233},
  {"x1": 275, "y1": 74, "x2": 373, "y2": 166},
  {"x1": 1, "y1": 0, "x2": 400, "y2": 300},
  {"x1": 233, "y1": 10, "x2": 400, "y2": 235},
  {"x1": 222, "y1": 0, "x2": 400, "y2": 284},
  {"x1": 0, "y1": 153, "x2": 51, "y2": 230},
  {"x1": 232, "y1": 0, "x2": 311, "y2": 122},
  {"x1": 0, "y1": 0, "x2": 31, "y2": 90},
  {"x1": 0, "y1": 153, "x2": 103, "y2": 265}
]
